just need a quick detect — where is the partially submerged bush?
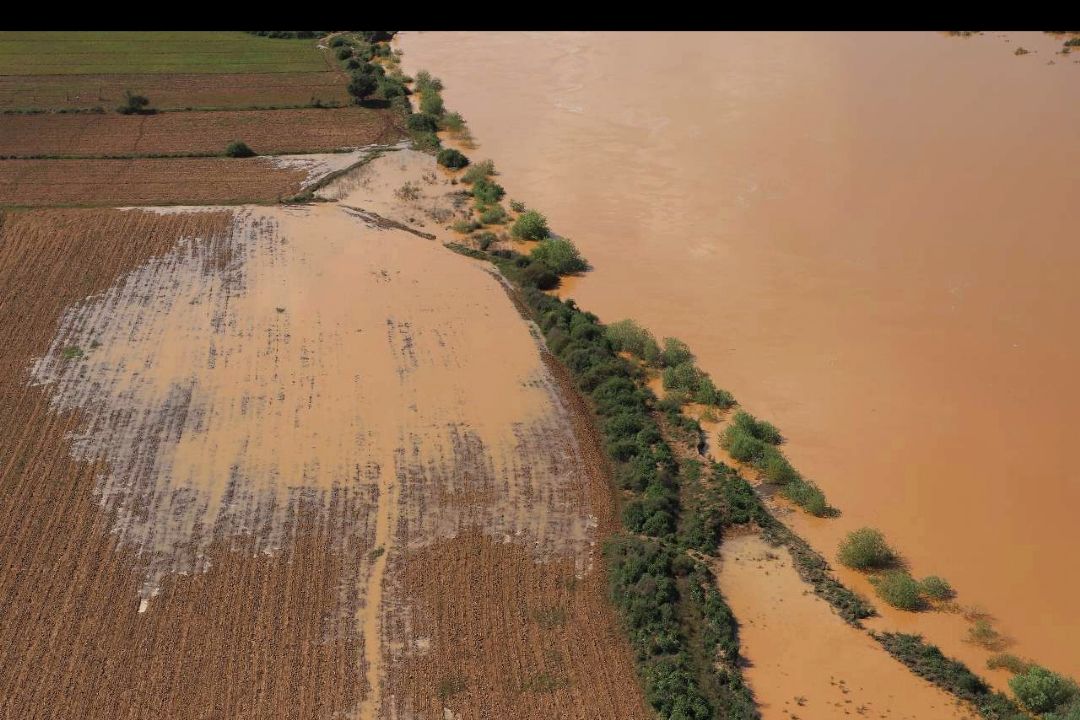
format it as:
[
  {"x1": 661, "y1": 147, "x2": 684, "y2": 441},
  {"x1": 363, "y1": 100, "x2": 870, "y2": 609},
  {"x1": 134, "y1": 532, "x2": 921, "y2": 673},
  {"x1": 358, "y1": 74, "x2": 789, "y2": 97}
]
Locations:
[
  {"x1": 509, "y1": 199, "x2": 526, "y2": 212},
  {"x1": 966, "y1": 619, "x2": 1006, "y2": 650},
  {"x1": 531, "y1": 238, "x2": 588, "y2": 275},
  {"x1": 225, "y1": 140, "x2": 256, "y2": 158},
  {"x1": 436, "y1": 148, "x2": 469, "y2": 169},
  {"x1": 605, "y1": 319, "x2": 661, "y2": 364},
  {"x1": 440, "y1": 111, "x2": 466, "y2": 132},
  {"x1": 1010, "y1": 666, "x2": 1076, "y2": 714},
  {"x1": 479, "y1": 204, "x2": 507, "y2": 225},
  {"x1": 987, "y1": 653, "x2": 1031, "y2": 675},
  {"x1": 511, "y1": 210, "x2": 550, "y2": 240},
  {"x1": 730, "y1": 411, "x2": 782, "y2": 445},
  {"x1": 919, "y1": 575, "x2": 954, "y2": 601},
  {"x1": 472, "y1": 231, "x2": 497, "y2": 251},
  {"x1": 406, "y1": 113, "x2": 439, "y2": 133},
  {"x1": 419, "y1": 92, "x2": 445, "y2": 116},
  {"x1": 471, "y1": 177, "x2": 505, "y2": 205},
  {"x1": 837, "y1": 528, "x2": 896, "y2": 570},
  {"x1": 871, "y1": 570, "x2": 922, "y2": 611},
  {"x1": 462, "y1": 159, "x2": 496, "y2": 184}
]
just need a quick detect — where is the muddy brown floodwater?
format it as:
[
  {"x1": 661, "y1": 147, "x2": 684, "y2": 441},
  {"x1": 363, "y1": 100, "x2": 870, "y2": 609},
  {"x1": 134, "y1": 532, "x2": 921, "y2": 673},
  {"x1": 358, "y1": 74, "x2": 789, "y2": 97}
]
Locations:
[{"x1": 399, "y1": 31, "x2": 1080, "y2": 681}]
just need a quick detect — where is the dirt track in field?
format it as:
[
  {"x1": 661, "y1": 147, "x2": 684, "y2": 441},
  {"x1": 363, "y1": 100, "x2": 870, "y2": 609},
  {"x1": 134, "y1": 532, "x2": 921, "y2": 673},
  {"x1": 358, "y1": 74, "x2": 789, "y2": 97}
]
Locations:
[
  {"x1": 0, "y1": 107, "x2": 405, "y2": 157},
  {"x1": 0, "y1": 71, "x2": 350, "y2": 111},
  {"x1": 0, "y1": 157, "x2": 310, "y2": 206},
  {"x1": 1, "y1": 148, "x2": 647, "y2": 718}
]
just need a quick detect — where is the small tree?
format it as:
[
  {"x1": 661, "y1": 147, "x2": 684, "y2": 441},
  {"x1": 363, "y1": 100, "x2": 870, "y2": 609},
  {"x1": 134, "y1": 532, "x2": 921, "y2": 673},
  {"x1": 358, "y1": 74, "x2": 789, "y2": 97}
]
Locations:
[
  {"x1": 225, "y1": 141, "x2": 256, "y2": 158},
  {"x1": 347, "y1": 73, "x2": 378, "y2": 104},
  {"x1": 118, "y1": 90, "x2": 151, "y2": 115},
  {"x1": 511, "y1": 210, "x2": 550, "y2": 241}
]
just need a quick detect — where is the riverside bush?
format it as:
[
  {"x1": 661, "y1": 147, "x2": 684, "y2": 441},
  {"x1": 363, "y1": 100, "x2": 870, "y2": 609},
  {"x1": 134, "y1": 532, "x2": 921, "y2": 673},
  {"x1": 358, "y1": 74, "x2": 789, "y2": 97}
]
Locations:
[
  {"x1": 871, "y1": 570, "x2": 922, "y2": 610},
  {"x1": 436, "y1": 148, "x2": 469, "y2": 169},
  {"x1": 406, "y1": 113, "x2": 439, "y2": 133},
  {"x1": 730, "y1": 411, "x2": 782, "y2": 445},
  {"x1": 462, "y1": 159, "x2": 496, "y2": 184},
  {"x1": 919, "y1": 575, "x2": 954, "y2": 600},
  {"x1": 1010, "y1": 666, "x2": 1076, "y2": 714},
  {"x1": 419, "y1": 92, "x2": 444, "y2": 116},
  {"x1": 511, "y1": 210, "x2": 550, "y2": 240},
  {"x1": 837, "y1": 528, "x2": 896, "y2": 570},
  {"x1": 606, "y1": 319, "x2": 661, "y2": 364},
  {"x1": 659, "y1": 337, "x2": 694, "y2": 367},
  {"x1": 479, "y1": 205, "x2": 507, "y2": 225},
  {"x1": 471, "y1": 178, "x2": 505, "y2": 204},
  {"x1": 530, "y1": 238, "x2": 587, "y2": 274}
]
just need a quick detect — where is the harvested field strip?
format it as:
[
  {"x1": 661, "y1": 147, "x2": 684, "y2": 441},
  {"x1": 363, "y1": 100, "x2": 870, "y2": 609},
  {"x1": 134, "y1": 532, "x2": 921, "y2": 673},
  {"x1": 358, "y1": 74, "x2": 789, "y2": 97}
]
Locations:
[
  {"x1": 0, "y1": 107, "x2": 406, "y2": 157},
  {"x1": 0, "y1": 31, "x2": 329, "y2": 75},
  {"x1": 0, "y1": 157, "x2": 309, "y2": 206},
  {"x1": 0, "y1": 207, "x2": 368, "y2": 719},
  {"x1": 0, "y1": 71, "x2": 350, "y2": 112}
]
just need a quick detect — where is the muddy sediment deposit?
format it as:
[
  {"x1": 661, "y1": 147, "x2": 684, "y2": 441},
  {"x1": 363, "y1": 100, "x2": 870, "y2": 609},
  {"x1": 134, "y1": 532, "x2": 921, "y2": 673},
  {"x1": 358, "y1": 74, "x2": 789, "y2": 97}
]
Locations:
[
  {"x1": 400, "y1": 30, "x2": 1080, "y2": 681},
  {"x1": 1, "y1": 149, "x2": 647, "y2": 717}
]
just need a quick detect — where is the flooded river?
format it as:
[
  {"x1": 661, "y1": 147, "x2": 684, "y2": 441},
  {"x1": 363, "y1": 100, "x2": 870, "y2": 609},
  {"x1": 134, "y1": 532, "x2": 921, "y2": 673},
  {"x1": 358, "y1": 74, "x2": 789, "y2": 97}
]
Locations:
[{"x1": 399, "y1": 31, "x2": 1080, "y2": 680}]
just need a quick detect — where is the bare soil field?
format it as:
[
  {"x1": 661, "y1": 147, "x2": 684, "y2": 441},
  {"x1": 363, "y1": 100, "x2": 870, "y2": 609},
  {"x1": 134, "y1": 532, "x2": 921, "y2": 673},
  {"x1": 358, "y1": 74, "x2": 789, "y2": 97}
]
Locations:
[
  {"x1": 0, "y1": 71, "x2": 350, "y2": 111},
  {"x1": 0, "y1": 157, "x2": 310, "y2": 206},
  {"x1": 0, "y1": 107, "x2": 404, "y2": 157}
]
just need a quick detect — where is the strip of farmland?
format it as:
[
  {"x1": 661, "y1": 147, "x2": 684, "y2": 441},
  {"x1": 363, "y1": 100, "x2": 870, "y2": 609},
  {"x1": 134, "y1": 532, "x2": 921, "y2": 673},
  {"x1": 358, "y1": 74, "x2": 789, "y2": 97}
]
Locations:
[
  {"x1": 0, "y1": 108, "x2": 405, "y2": 157},
  {"x1": 0, "y1": 71, "x2": 351, "y2": 112},
  {"x1": 0, "y1": 157, "x2": 311, "y2": 206}
]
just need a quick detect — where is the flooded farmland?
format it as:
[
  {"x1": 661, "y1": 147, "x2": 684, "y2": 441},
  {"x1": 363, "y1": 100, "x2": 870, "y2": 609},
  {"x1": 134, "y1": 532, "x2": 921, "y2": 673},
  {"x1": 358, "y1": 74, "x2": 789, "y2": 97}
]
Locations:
[{"x1": 399, "y1": 29, "x2": 1080, "y2": 683}]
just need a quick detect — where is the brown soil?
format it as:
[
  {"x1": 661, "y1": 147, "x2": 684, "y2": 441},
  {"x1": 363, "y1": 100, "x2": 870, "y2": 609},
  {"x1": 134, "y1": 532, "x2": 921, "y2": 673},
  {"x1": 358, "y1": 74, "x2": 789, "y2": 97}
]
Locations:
[
  {"x1": 0, "y1": 71, "x2": 350, "y2": 111},
  {"x1": 0, "y1": 157, "x2": 309, "y2": 206},
  {"x1": 0, "y1": 107, "x2": 405, "y2": 157},
  {"x1": 0, "y1": 208, "x2": 369, "y2": 719}
]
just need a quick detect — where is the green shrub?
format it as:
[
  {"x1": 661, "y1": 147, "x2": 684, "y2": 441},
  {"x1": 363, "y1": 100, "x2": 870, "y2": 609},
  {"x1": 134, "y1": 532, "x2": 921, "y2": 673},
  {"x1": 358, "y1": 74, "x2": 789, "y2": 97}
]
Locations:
[
  {"x1": 117, "y1": 90, "x2": 151, "y2": 115},
  {"x1": 451, "y1": 219, "x2": 481, "y2": 234},
  {"x1": 330, "y1": 36, "x2": 348, "y2": 48},
  {"x1": 919, "y1": 576, "x2": 954, "y2": 601},
  {"x1": 837, "y1": 528, "x2": 896, "y2": 570},
  {"x1": 521, "y1": 261, "x2": 559, "y2": 290},
  {"x1": 471, "y1": 178, "x2": 505, "y2": 204},
  {"x1": 225, "y1": 140, "x2": 255, "y2": 158},
  {"x1": 436, "y1": 148, "x2": 469, "y2": 169},
  {"x1": 411, "y1": 131, "x2": 441, "y2": 152},
  {"x1": 419, "y1": 92, "x2": 444, "y2": 116},
  {"x1": 987, "y1": 654, "x2": 1031, "y2": 675},
  {"x1": 1010, "y1": 666, "x2": 1076, "y2": 714},
  {"x1": 731, "y1": 411, "x2": 782, "y2": 444},
  {"x1": 347, "y1": 73, "x2": 378, "y2": 103},
  {"x1": 720, "y1": 425, "x2": 766, "y2": 463},
  {"x1": 605, "y1": 319, "x2": 661, "y2": 364},
  {"x1": 414, "y1": 70, "x2": 443, "y2": 94},
  {"x1": 967, "y1": 619, "x2": 1005, "y2": 650},
  {"x1": 511, "y1": 210, "x2": 550, "y2": 240},
  {"x1": 406, "y1": 113, "x2": 439, "y2": 133},
  {"x1": 336, "y1": 47, "x2": 353, "y2": 60},
  {"x1": 782, "y1": 478, "x2": 828, "y2": 516},
  {"x1": 659, "y1": 337, "x2": 694, "y2": 367},
  {"x1": 479, "y1": 205, "x2": 508, "y2": 225},
  {"x1": 462, "y1": 159, "x2": 496, "y2": 184},
  {"x1": 530, "y1": 238, "x2": 587, "y2": 275},
  {"x1": 472, "y1": 231, "x2": 497, "y2": 251},
  {"x1": 440, "y1": 111, "x2": 466, "y2": 132},
  {"x1": 871, "y1": 570, "x2": 922, "y2": 611},
  {"x1": 510, "y1": 199, "x2": 526, "y2": 212}
]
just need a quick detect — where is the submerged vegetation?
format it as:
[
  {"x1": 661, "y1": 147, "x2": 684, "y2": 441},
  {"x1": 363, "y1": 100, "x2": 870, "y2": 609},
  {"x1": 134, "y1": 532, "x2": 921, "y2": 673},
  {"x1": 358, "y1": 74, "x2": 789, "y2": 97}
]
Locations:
[{"x1": 837, "y1": 527, "x2": 896, "y2": 570}]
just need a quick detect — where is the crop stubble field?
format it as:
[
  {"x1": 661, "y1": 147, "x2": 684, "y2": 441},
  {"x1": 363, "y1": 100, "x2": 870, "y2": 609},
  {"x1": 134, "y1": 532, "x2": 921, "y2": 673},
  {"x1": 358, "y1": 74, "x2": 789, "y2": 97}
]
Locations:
[{"x1": 0, "y1": 152, "x2": 648, "y2": 718}]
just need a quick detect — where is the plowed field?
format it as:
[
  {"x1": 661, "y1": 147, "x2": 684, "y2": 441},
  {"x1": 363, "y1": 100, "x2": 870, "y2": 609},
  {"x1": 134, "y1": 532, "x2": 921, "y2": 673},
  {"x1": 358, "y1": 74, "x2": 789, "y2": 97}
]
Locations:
[
  {"x1": 0, "y1": 107, "x2": 404, "y2": 157},
  {"x1": 0, "y1": 71, "x2": 350, "y2": 111},
  {"x1": 0, "y1": 158, "x2": 309, "y2": 206}
]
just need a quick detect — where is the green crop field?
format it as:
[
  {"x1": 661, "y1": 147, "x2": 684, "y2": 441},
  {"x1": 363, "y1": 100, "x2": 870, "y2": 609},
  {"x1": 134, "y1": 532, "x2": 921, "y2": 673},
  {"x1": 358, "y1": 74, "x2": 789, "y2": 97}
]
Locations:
[{"x1": 0, "y1": 31, "x2": 330, "y2": 75}]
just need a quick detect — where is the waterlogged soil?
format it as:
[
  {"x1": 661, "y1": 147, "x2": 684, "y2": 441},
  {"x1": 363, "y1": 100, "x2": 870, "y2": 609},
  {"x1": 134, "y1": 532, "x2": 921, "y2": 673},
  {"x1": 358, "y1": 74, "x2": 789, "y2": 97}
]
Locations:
[
  {"x1": 1, "y1": 148, "x2": 646, "y2": 717},
  {"x1": 717, "y1": 534, "x2": 978, "y2": 720},
  {"x1": 399, "y1": 30, "x2": 1080, "y2": 680}
]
